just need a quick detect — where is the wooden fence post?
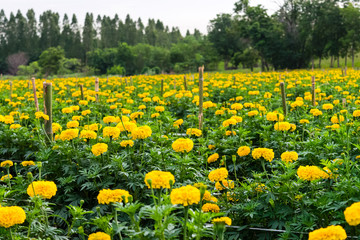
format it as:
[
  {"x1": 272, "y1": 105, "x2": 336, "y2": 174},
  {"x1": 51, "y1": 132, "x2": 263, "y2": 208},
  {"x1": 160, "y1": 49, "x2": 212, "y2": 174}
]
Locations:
[
  {"x1": 311, "y1": 76, "x2": 316, "y2": 106},
  {"x1": 280, "y1": 82, "x2": 287, "y2": 116},
  {"x1": 95, "y1": 78, "x2": 99, "y2": 102},
  {"x1": 80, "y1": 84, "x2": 84, "y2": 100},
  {"x1": 184, "y1": 75, "x2": 187, "y2": 90},
  {"x1": 43, "y1": 82, "x2": 53, "y2": 142}
]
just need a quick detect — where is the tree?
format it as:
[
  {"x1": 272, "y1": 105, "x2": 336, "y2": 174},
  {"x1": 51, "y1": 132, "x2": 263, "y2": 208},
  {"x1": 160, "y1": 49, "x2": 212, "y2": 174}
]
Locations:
[
  {"x1": 39, "y1": 10, "x2": 60, "y2": 50},
  {"x1": 83, "y1": 13, "x2": 96, "y2": 64},
  {"x1": 7, "y1": 52, "x2": 29, "y2": 75},
  {"x1": 38, "y1": 46, "x2": 65, "y2": 75}
]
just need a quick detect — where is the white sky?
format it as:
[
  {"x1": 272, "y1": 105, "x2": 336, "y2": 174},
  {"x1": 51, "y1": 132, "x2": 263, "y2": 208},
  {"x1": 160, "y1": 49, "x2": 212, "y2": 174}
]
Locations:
[{"x1": 0, "y1": 0, "x2": 281, "y2": 35}]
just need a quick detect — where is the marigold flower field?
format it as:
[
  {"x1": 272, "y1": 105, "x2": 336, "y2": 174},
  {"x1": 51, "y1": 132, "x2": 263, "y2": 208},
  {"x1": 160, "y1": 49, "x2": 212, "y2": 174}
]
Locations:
[{"x1": 1, "y1": 69, "x2": 360, "y2": 239}]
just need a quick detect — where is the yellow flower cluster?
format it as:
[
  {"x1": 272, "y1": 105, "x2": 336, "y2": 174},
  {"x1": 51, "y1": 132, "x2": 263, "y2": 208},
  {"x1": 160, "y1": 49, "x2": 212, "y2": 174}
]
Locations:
[
  {"x1": 0, "y1": 206, "x2": 26, "y2": 228},
  {"x1": 231, "y1": 103, "x2": 243, "y2": 110},
  {"x1": 1, "y1": 160, "x2": 13, "y2": 167},
  {"x1": 186, "y1": 128, "x2": 202, "y2": 137},
  {"x1": 207, "y1": 153, "x2": 219, "y2": 163},
  {"x1": 59, "y1": 129, "x2": 79, "y2": 141},
  {"x1": 21, "y1": 161, "x2": 35, "y2": 166},
  {"x1": 230, "y1": 116, "x2": 243, "y2": 123},
  {"x1": 280, "y1": 151, "x2": 298, "y2": 163},
  {"x1": 144, "y1": 170, "x2": 175, "y2": 189},
  {"x1": 52, "y1": 123, "x2": 62, "y2": 133},
  {"x1": 9, "y1": 124, "x2": 21, "y2": 129},
  {"x1": 1, "y1": 174, "x2": 12, "y2": 181},
  {"x1": 212, "y1": 217, "x2": 232, "y2": 226},
  {"x1": 215, "y1": 180, "x2": 234, "y2": 190},
  {"x1": 208, "y1": 168, "x2": 228, "y2": 182},
  {"x1": 266, "y1": 112, "x2": 284, "y2": 121},
  {"x1": 344, "y1": 202, "x2": 360, "y2": 226},
  {"x1": 274, "y1": 122, "x2": 291, "y2": 131},
  {"x1": 117, "y1": 121, "x2": 137, "y2": 132},
  {"x1": 322, "y1": 103, "x2": 334, "y2": 110},
  {"x1": 80, "y1": 130, "x2": 97, "y2": 139},
  {"x1": 97, "y1": 189, "x2": 131, "y2": 204},
  {"x1": 308, "y1": 225, "x2": 346, "y2": 240},
  {"x1": 297, "y1": 165, "x2": 329, "y2": 181},
  {"x1": 202, "y1": 203, "x2": 220, "y2": 213},
  {"x1": 222, "y1": 118, "x2": 237, "y2": 127},
  {"x1": 88, "y1": 232, "x2": 111, "y2": 240},
  {"x1": 252, "y1": 148, "x2": 275, "y2": 162},
  {"x1": 35, "y1": 111, "x2": 49, "y2": 120},
  {"x1": 103, "y1": 126, "x2": 121, "y2": 139},
  {"x1": 66, "y1": 120, "x2": 79, "y2": 128},
  {"x1": 131, "y1": 125, "x2": 152, "y2": 139},
  {"x1": 170, "y1": 185, "x2": 200, "y2": 206},
  {"x1": 173, "y1": 119, "x2": 184, "y2": 128},
  {"x1": 172, "y1": 138, "x2": 194, "y2": 153},
  {"x1": 155, "y1": 106, "x2": 165, "y2": 112},
  {"x1": 299, "y1": 119, "x2": 309, "y2": 124},
  {"x1": 353, "y1": 110, "x2": 360, "y2": 117},
  {"x1": 91, "y1": 143, "x2": 108, "y2": 156},
  {"x1": 237, "y1": 146, "x2": 250, "y2": 157},
  {"x1": 27, "y1": 180, "x2": 57, "y2": 199},
  {"x1": 120, "y1": 140, "x2": 134, "y2": 147}
]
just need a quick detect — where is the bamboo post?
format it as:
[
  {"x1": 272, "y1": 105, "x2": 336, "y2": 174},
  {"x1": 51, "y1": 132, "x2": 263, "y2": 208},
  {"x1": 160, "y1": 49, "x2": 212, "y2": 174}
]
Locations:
[
  {"x1": 311, "y1": 76, "x2": 316, "y2": 106},
  {"x1": 106, "y1": 76, "x2": 109, "y2": 84},
  {"x1": 184, "y1": 75, "x2": 187, "y2": 90},
  {"x1": 233, "y1": 76, "x2": 236, "y2": 85},
  {"x1": 9, "y1": 81, "x2": 13, "y2": 102},
  {"x1": 43, "y1": 82, "x2": 53, "y2": 142},
  {"x1": 174, "y1": 79, "x2": 176, "y2": 90},
  {"x1": 161, "y1": 79, "x2": 164, "y2": 97},
  {"x1": 198, "y1": 66, "x2": 204, "y2": 129},
  {"x1": 32, "y1": 77, "x2": 39, "y2": 112},
  {"x1": 80, "y1": 84, "x2": 84, "y2": 100},
  {"x1": 130, "y1": 76, "x2": 133, "y2": 86},
  {"x1": 95, "y1": 78, "x2": 99, "y2": 102},
  {"x1": 344, "y1": 67, "x2": 347, "y2": 76},
  {"x1": 280, "y1": 82, "x2": 287, "y2": 116},
  {"x1": 342, "y1": 98, "x2": 346, "y2": 108},
  {"x1": 125, "y1": 78, "x2": 128, "y2": 86}
]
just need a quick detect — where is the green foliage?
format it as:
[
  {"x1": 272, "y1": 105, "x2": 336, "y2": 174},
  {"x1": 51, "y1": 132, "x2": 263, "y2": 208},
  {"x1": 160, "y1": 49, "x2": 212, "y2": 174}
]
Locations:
[
  {"x1": 17, "y1": 61, "x2": 41, "y2": 76},
  {"x1": 107, "y1": 65, "x2": 125, "y2": 75},
  {"x1": 38, "y1": 46, "x2": 65, "y2": 75}
]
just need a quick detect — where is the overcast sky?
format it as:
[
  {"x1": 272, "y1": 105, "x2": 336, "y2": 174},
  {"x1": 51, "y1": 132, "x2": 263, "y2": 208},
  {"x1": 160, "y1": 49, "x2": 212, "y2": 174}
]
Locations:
[{"x1": 1, "y1": 0, "x2": 282, "y2": 35}]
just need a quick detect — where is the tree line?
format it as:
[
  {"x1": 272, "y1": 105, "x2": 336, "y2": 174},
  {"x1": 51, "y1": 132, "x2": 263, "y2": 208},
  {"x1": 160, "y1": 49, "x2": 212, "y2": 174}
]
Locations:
[{"x1": 1, "y1": 0, "x2": 360, "y2": 76}]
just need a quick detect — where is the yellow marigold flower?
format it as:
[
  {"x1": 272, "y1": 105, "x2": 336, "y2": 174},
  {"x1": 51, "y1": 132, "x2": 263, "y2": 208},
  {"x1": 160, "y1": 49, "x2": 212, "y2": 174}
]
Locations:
[
  {"x1": 1, "y1": 174, "x2": 12, "y2": 181},
  {"x1": 1, "y1": 160, "x2": 13, "y2": 167},
  {"x1": 70, "y1": 106, "x2": 79, "y2": 111},
  {"x1": 297, "y1": 165, "x2": 329, "y2": 181},
  {"x1": 207, "y1": 153, "x2": 219, "y2": 163},
  {"x1": 311, "y1": 109, "x2": 323, "y2": 116},
  {"x1": 231, "y1": 103, "x2": 243, "y2": 110},
  {"x1": 247, "y1": 110, "x2": 259, "y2": 117},
  {"x1": 208, "y1": 145, "x2": 216, "y2": 150},
  {"x1": 322, "y1": 103, "x2": 334, "y2": 110},
  {"x1": 230, "y1": 116, "x2": 243, "y2": 123},
  {"x1": 103, "y1": 126, "x2": 120, "y2": 139},
  {"x1": 215, "y1": 180, "x2": 234, "y2": 190},
  {"x1": 264, "y1": 92, "x2": 272, "y2": 98},
  {"x1": 120, "y1": 140, "x2": 134, "y2": 147},
  {"x1": 144, "y1": 170, "x2": 175, "y2": 189},
  {"x1": 330, "y1": 124, "x2": 340, "y2": 130},
  {"x1": 212, "y1": 217, "x2": 232, "y2": 226},
  {"x1": 252, "y1": 148, "x2": 275, "y2": 162},
  {"x1": 215, "y1": 110, "x2": 224, "y2": 115},
  {"x1": 353, "y1": 110, "x2": 360, "y2": 117},
  {"x1": 225, "y1": 130, "x2": 236, "y2": 136},
  {"x1": 151, "y1": 113, "x2": 160, "y2": 118},
  {"x1": 21, "y1": 161, "x2": 35, "y2": 167},
  {"x1": 20, "y1": 113, "x2": 29, "y2": 120},
  {"x1": 52, "y1": 123, "x2": 62, "y2": 133},
  {"x1": 274, "y1": 122, "x2": 291, "y2": 131},
  {"x1": 202, "y1": 203, "x2": 220, "y2": 213},
  {"x1": 266, "y1": 112, "x2": 284, "y2": 121},
  {"x1": 131, "y1": 125, "x2": 152, "y2": 140},
  {"x1": 155, "y1": 106, "x2": 165, "y2": 112},
  {"x1": 173, "y1": 119, "x2": 184, "y2": 128},
  {"x1": 281, "y1": 151, "x2": 298, "y2": 163},
  {"x1": 222, "y1": 118, "x2": 237, "y2": 127},
  {"x1": 331, "y1": 115, "x2": 344, "y2": 124},
  {"x1": 62, "y1": 107, "x2": 73, "y2": 114},
  {"x1": 172, "y1": 138, "x2": 194, "y2": 153},
  {"x1": 110, "y1": 105, "x2": 117, "y2": 110},
  {"x1": 27, "y1": 180, "x2": 57, "y2": 199},
  {"x1": 97, "y1": 189, "x2": 131, "y2": 204},
  {"x1": 290, "y1": 123, "x2": 296, "y2": 131},
  {"x1": 79, "y1": 100, "x2": 88, "y2": 106},
  {"x1": 103, "y1": 116, "x2": 117, "y2": 124},
  {"x1": 59, "y1": 129, "x2": 79, "y2": 141},
  {"x1": 88, "y1": 232, "x2": 111, "y2": 240},
  {"x1": 186, "y1": 128, "x2": 202, "y2": 137},
  {"x1": 0, "y1": 206, "x2": 26, "y2": 228},
  {"x1": 170, "y1": 185, "x2": 200, "y2": 206},
  {"x1": 237, "y1": 146, "x2": 250, "y2": 157},
  {"x1": 130, "y1": 112, "x2": 144, "y2": 120},
  {"x1": 308, "y1": 225, "x2": 346, "y2": 240},
  {"x1": 9, "y1": 124, "x2": 21, "y2": 129},
  {"x1": 66, "y1": 120, "x2": 79, "y2": 128},
  {"x1": 81, "y1": 110, "x2": 91, "y2": 116},
  {"x1": 84, "y1": 123, "x2": 100, "y2": 131},
  {"x1": 299, "y1": 119, "x2": 309, "y2": 124},
  {"x1": 117, "y1": 121, "x2": 137, "y2": 132},
  {"x1": 72, "y1": 116, "x2": 83, "y2": 121},
  {"x1": 80, "y1": 130, "x2": 97, "y2": 139},
  {"x1": 138, "y1": 105, "x2": 146, "y2": 110},
  {"x1": 91, "y1": 143, "x2": 108, "y2": 156},
  {"x1": 208, "y1": 168, "x2": 228, "y2": 182},
  {"x1": 344, "y1": 202, "x2": 360, "y2": 226}
]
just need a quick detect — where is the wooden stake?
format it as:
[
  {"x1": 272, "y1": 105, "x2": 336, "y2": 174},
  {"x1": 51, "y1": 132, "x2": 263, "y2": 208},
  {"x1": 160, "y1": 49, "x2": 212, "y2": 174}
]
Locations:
[
  {"x1": 342, "y1": 98, "x2": 346, "y2": 108},
  {"x1": 43, "y1": 82, "x2": 53, "y2": 142},
  {"x1": 95, "y1": 78, "x2": 99, "y2": 102},
  {"x1": 311, "y1": 76, "x2": 316, "y2": 106},
  {"x1": 184, "y1": 75, "x2": 187, "y2": 90},
  {"x1": 106, "y1": 76, "x2": 109, "y2": 84},
  {"x1": 161, "y1": 79, "x2": 164, "y2": 97},
  {"x1": 198, "y1": 66, "x2": 204, "y2": 129},
  {"x1": 80, "y1": 84, "x2": 84, "y2": 100},
  {"x1": 233, "y1": 76, "x2": 236, "y2": 85},
  {"x1": 130, "y1": 76, "x2": 133, "y2": 86},
  {"x1": 32, "y1": 77, "x2": 39, "y2": 112},
  {"x1": 280, "y1": 82, "x2": 287, "y2": 116}
]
